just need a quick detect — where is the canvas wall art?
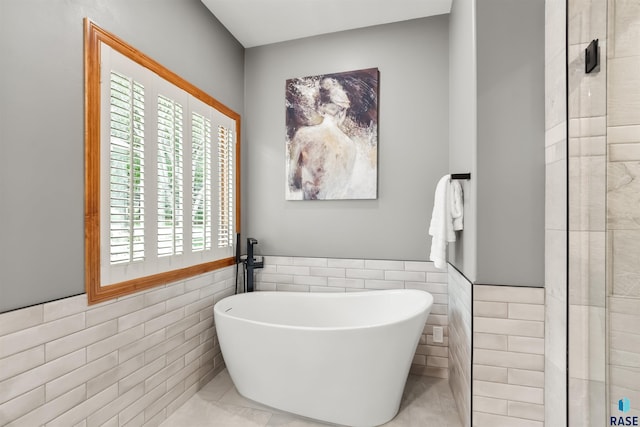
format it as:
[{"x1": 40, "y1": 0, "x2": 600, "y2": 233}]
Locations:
[{"x1": 285, "y1": 68, "x2": 379, "y2": 200}]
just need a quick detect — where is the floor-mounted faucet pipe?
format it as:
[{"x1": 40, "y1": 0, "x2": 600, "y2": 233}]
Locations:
[{"x1": 246, "y1": 238, "x2": 264, "y2": 292}]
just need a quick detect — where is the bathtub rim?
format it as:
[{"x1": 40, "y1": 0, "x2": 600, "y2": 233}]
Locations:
[{"x1": 213, "y1": 289, "x2": 434, "y2": 332}]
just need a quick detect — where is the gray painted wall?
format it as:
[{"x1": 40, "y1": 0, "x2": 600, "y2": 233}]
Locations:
[
  {"x1": 0, "y1": 0, "x2": 244, "y2": 312},
  {"x1": 0, "y1": 0, "x2": 546, "y2": 311},
  {"x1": 447, "y1": 0, "x2": 477, "y2": 282},
  {"x1": 476, "y1": 0, "x2": 545, "y2": 286},
  {"x1": 243, "y1": 16, "x2": 450, "y2": 261}
]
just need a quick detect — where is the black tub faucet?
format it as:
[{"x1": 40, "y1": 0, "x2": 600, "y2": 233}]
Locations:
[{"x1": 246, "y1": 238, "x2": 264, "y2": 292}]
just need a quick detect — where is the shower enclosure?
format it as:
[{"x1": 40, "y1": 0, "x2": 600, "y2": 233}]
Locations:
[{"x1": 567, "y1": 0, "x2": 640, "y2": 424}]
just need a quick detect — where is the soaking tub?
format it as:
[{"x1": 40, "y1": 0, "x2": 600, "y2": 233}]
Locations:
[{"x1": 213, "y1": 289, "x2": 433, "y2": 426}]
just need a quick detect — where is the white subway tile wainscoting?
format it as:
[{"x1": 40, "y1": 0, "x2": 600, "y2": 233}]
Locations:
[
  {"x1": 255, "y1": 256, "x2": 451, "y2": 379},
  {"x1": 448, "y1": 267, "x2": 472, "y2": 427},
  {"x1": 0, "y1": 256, "x2": 549, "y2": 427},
  {"x1": 472, "y1": 285, "x2": 545, "y2": 427},
  {"x1": 0, "y1": 267, "x2": 236, "y2": 426}
]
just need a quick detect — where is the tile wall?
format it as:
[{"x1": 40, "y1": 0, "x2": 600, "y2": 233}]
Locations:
[
  {"x1": 607, "y1": 0, "x2": 640, "y2": 417},
  {"x1": 254, "y1": 256, "x2": 451, "y2": 378},
  {"x1": 0, "y1": 254, "x2": 551, "y2": 427},
  {"x1": 447, "y1": 266, "x2": 472, "y2": 427},
  {"x1": 545, "y1": 0, "x2": 568, "y2": 424},
  {"x1": 0, "y1": 267, "x2": 235, "y2": 426},
  {"x1": 567, "y1": 0, "x2": 608, "y2": 423},
  {"x1": 472, "y1": 285, "x2": 545, "y2": 427},
  {"x1": 608, "y1": 297, "x2": 640, "y2": 418}
]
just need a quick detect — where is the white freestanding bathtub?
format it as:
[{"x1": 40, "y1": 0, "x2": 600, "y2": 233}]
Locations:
[{"x1": 213, "y1": 289, "x2": 433, "y2": 426}]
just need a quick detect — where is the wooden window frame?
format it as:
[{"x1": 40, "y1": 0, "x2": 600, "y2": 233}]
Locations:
[{"x1": 84, "y1": 18, "x2": 241, "y2": 304}]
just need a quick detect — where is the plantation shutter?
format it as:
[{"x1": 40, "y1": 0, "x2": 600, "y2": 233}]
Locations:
[
  {"x1": 157, "y1": 95, "x2": 184, "y2": 257},
  {"x1": 108, "y1": 71, "x2": 146, "y2": 264},
  {"x1": 217, "y1": 124, "x2": 234, "y2": 248},
  {"x1": 99, "y1": 42, "x2": 237, "y2": 287},
  {"x1": 192, "y1": 112, "x2": 212, "y2": 252}
]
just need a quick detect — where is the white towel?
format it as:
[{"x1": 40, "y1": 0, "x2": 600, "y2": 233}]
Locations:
[
  {"x1": 450, "y1": 180, "x2": 464, "y2": 231},
  {"x1": 429, "y1": 175, "x2": 464, "y2": 270}
]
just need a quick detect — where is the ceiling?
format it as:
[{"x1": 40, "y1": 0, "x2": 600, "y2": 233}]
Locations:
[{"x1": 200, "y1": 0, "x2": 452, "y2": 48}]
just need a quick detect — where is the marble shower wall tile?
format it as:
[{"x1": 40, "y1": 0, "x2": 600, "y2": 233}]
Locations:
[
  {"x1": 545, "y1": 358, "x2": 567, "y2": 427},
  {"x1": 609, "y1": 296, "x2": 640, "y2": 415},
  {"x1": 547, "y1": 0, "x2": 568, "y2": 61},
  {"x1": 605, "y1": 0, "x2": 640, "y2": 421},
  {"x1": 569, "y1": 231, "x2": 606, "y2": 306},
  {"x1": 567, "y1": 0, "x2": 609, "y2": 420},
  {"x1": 547, "y1": 1, "x2": 571, "y2": 426},
  {"x1": 568, "y1": 305, "x2": 606, "y2": 382},
  {"x1": 545, "y1": 48, "x2": 568, "y2": 131},
  {"x1": 608, "y1": 55, "x2": 640, "y2": 127},
  {"x1": 608, "y1": 161, "x2": 640, "y2": 229},
  {"x1": 546, "y1": 159, "x2": 568, "y2": 231},
  {"x1": 545, "y1": 1, "x2": 568, "y2": 413},
  {"x1": 606, "y1": 14, "x2": 640, "y2": 418},
  {"x1": 609, "y1": 142, "x2": 640, "y2": 161},
  {"x1": 568, "y1": 42, "x2": 607, "y2": 119},
  {"x1": 609, "y1": 0, "x2": 640, "y2": 59},
  {"x1": 569, "y1": 377, "x2": 606, "y2": 426},
  {"x1": 611, "y1": 230, "x2": 640, "y2": 297},
  {"x1": 569, "y1": 135, "x2": 607, "y2": 157},
  {"x1": 546, "y1": 230, "x2": 567, "y2": 302},
  {"x1": 608, "y1": 124, "x2": 640, "y2": 144},
  {"x1": 568, "y1": 0, "x2": 607, "y2": 45},
  {"x1": 569, "y1": 155, "x2": 606, "y2": 231},
  {"x1": 568, "y1": 111, "x2": 607, "y2": 159},
  {"x1": 545, "y1": 293, "x2": 567, "y2": 372}
]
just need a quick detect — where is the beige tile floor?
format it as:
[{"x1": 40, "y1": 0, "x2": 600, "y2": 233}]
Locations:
[{"x1": 160, "y1": 369, "x2": 463, "y2": 427}]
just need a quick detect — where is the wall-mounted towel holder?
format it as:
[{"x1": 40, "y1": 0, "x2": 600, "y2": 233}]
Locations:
[{"x1": 451, "y1": 173, "x2": 471, "y2": 180}]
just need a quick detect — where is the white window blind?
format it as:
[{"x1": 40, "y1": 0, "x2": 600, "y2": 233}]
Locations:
[
  {"x1": 157, "y1": 95, "x2": 184, "y2": 257},
  {"x1": 217, "y1": 125, "x2": 233, "y2": 248},
  {"x1": 192, "y1": 112, "x2": 212, "y2": 252},
  {"x1": 108, "y1": 71, "x2": 145, "y2": 264},
  {"x1": 99, "y1": 44, "x2": 236, "y2": 287}
]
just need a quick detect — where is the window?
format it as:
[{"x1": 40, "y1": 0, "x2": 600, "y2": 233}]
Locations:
[
  {"x1": 108, "y1": 71, "x2": 145, "y2": 265},
  {"x1": 85, "y1": 19, "x2": 240, "y2": 304}
]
